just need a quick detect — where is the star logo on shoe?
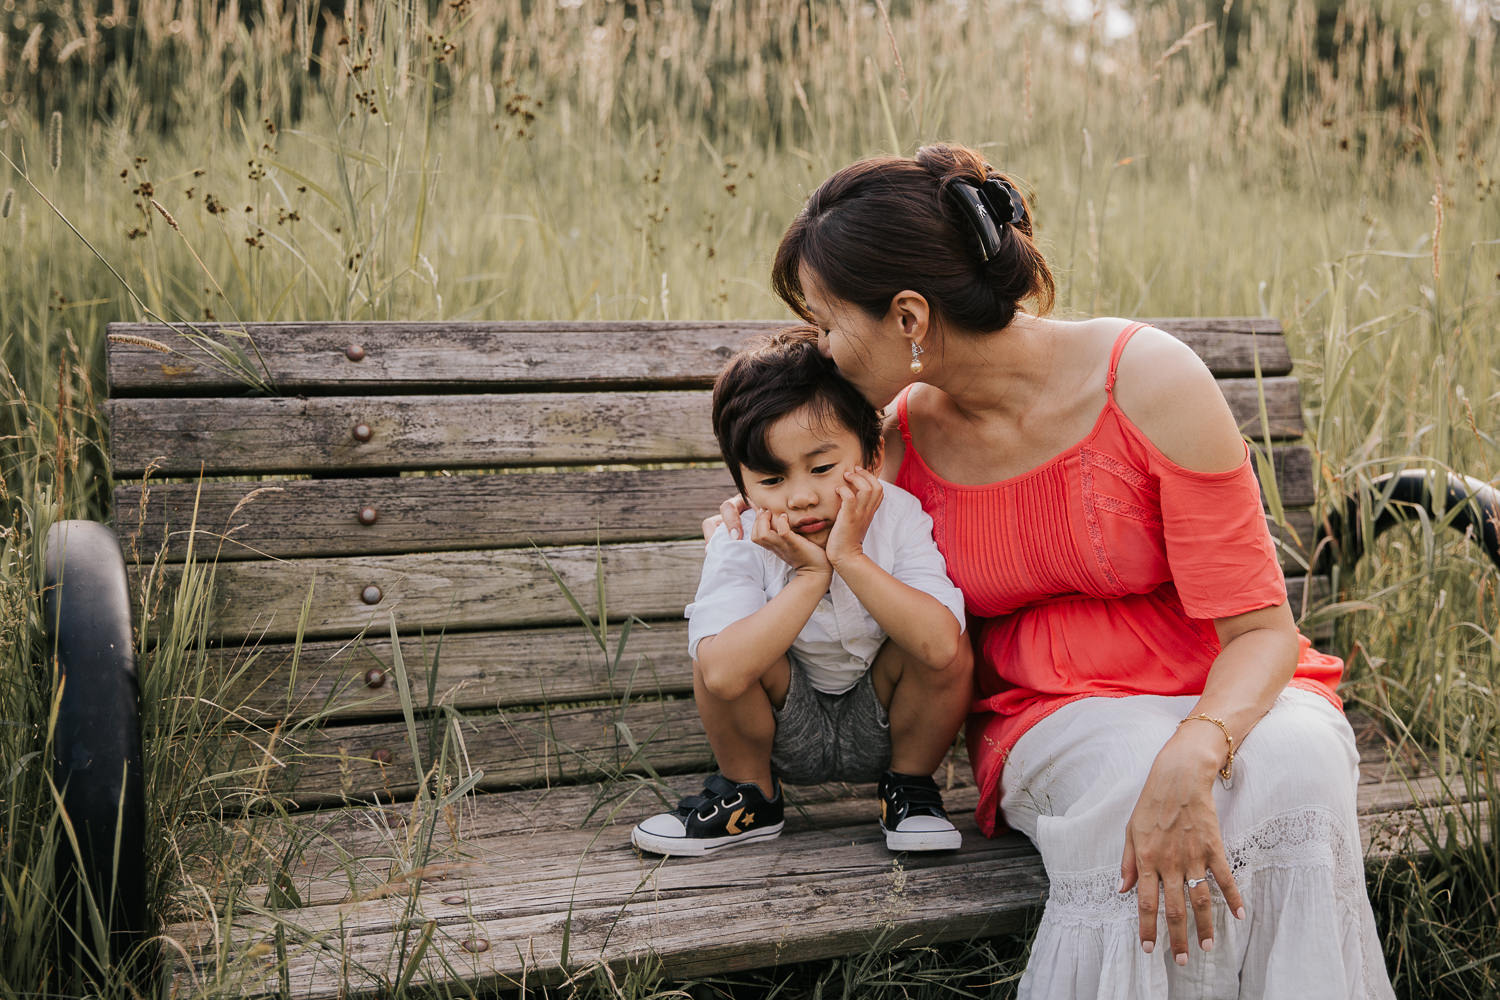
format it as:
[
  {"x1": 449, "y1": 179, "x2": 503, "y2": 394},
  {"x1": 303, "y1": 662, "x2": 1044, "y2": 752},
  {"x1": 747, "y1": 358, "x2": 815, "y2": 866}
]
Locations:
[{"x1": 726, "y1": 807, "x2": 750, "y2": 834}]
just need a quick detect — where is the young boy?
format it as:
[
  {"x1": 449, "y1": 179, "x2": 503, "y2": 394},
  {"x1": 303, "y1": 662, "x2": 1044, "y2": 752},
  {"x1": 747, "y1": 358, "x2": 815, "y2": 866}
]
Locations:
[{"x1": 631, "y1": 327, "x2": 971, "y2": 857}]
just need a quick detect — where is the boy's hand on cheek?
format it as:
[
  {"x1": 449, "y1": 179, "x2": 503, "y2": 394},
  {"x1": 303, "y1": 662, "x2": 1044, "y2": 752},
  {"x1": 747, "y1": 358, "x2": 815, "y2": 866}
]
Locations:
[
  {"x1": 826, "y1": 467, "x2": 883, "y2": 568},
  {"x1": 751, "y1": 508, "x2": 833, "y2": 577}
]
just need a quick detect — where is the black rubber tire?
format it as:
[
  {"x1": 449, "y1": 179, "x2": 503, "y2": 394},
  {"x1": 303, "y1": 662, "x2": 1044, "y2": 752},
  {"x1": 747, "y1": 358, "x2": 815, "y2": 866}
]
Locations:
[
  {"x1": 43, "y1": 519, "x2": 149, "y2": 984},
  {"x1": 1316, "y1": 470, "x2": 1500, "y2": 575}
]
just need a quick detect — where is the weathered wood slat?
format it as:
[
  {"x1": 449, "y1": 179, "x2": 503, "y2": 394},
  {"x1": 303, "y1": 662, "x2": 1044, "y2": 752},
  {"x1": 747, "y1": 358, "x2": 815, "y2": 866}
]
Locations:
[
  {"x1": 153, "y1": 538, "x2": 1328, "y2": 646},
  {"x1": 107, "y1": 321, "x2": 761, "y2": 395},
  {"x1": 106, "y1": 379, "x2": 1305, "y2": 479},
  {"x1": 1257, "y1": 445, "x2": 1315, "y2": 509},
  {"x1": 216, "y1": 699, "x2": 712, "y2": 809},
  {"x1": 209, "y1": 622, "x2": 695, "y2": 722},
  {"x1": 115, "y1": 448, "x2": 1316, "y2": 563},
  {"x1": 114, "y1": 467, "x2": 737, "y2": 562},
  {"x1": 108, "y1": 319, "x2": 1289, "y2": 395},
  {"x1": 1219, "y1": 378, "x2": 1304, "y2": 438},
  {"x1": 106, "y1": 391, "x2": 718, "y2": 479},
  {"x1": 154, "y1": 540, "x2": 705, "y2": 643}
]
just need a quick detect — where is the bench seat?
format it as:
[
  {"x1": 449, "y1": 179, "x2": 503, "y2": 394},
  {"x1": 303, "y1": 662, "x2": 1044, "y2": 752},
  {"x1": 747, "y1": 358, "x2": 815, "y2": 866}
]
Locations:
[{"x1": 165, "y1": 718, "x2": 1483, "y2": 998}]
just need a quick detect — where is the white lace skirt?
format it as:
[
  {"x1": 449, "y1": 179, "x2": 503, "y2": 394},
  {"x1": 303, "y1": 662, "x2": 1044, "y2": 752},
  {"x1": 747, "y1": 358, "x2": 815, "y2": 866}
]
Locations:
[{"x1": 1000, "y1": 688, "x2": 1396, "y2": 999}]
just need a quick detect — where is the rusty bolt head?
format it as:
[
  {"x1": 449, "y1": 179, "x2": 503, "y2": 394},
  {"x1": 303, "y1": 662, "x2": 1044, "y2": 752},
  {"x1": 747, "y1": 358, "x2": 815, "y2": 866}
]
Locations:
[
  {"x1": 460, "y1": 938, "x2": 490, "y2": 954},
  {"x1": 361, "y1": 584, "x2": 382, "y2": 605},
  {"x1": 345, "y1": 343, "x2": 366, "y2": 362},
  {"x1": 364, "y1": 668, "x2": 385, "y2": 689},
  {"x1": 371, "y1": 748, "x2": 393, "y2": 765},
  {"x1": 442, "y1": 895, "x2": 465, "y2": 906},
  {"x1": 352, "y1": 422, "x2": 372, "y2": 443},
  {"x1": 358, "y1": 505, "x2": 378, "y2": 526}
]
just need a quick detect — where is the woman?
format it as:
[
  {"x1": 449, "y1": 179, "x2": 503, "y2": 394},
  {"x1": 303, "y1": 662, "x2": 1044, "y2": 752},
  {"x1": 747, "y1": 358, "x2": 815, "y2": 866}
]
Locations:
[{"x1": 722, "y1": 144, "x2": 1395, "y2": 997}]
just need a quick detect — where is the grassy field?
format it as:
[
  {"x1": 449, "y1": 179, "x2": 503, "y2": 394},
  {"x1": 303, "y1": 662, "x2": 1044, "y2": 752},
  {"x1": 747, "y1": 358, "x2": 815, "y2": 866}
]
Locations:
[{"x1": 2, "y1": 0, "x2": 1498, "y2": 996}]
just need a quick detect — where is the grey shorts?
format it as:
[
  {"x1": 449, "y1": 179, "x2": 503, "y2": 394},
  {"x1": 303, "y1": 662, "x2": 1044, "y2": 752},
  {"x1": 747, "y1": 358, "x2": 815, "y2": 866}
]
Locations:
[{"x1": 769, "y1": 660, "x2": 891, "y2": 785}]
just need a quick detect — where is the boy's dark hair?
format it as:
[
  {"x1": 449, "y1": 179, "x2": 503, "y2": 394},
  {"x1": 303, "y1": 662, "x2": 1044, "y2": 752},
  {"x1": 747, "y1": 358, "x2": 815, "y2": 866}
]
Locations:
[{"x1": 712, "y1": 325, "x2": 881, "y2": 497}]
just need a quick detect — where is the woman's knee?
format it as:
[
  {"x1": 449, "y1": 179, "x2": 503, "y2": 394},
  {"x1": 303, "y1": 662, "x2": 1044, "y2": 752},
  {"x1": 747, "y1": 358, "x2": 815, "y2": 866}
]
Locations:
[{"x1": 1235, "y1": 691, "x2": 1359, "y2": 810}]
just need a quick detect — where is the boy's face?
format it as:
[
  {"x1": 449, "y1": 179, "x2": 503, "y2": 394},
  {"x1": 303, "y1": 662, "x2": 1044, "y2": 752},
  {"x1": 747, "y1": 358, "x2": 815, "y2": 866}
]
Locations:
[{"x1": 739, "y1": 404, "x2": 879, "y2": 549}]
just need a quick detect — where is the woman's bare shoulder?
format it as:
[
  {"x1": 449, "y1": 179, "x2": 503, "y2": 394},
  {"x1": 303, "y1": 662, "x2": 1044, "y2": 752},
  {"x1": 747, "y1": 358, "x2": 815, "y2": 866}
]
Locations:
[{"x1": 1110, "y1": 324, "x2": 1246, "y2": 473}]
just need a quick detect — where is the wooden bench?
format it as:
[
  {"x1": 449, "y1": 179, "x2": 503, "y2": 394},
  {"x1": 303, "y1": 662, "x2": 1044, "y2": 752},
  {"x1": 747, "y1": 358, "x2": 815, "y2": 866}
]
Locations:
[{"x1": 43, "y1": 318, "x2": 1496, "y2": 997}]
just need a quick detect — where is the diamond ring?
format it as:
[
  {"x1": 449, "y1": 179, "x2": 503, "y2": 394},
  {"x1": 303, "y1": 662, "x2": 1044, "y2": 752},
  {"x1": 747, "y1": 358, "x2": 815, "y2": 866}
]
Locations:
[{"x1": 1185, "y1": 876, "x2": 1210, "y2": 889}]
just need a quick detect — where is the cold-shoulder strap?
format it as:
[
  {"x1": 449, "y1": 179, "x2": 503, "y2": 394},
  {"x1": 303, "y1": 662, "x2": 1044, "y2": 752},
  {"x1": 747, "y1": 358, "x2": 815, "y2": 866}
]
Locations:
[
  {"x1": 893, "y1": 384, "x2": 916, "y2": 446},
  {"x1": 1104, "y1": 321, "x2": 1150, "y2": 395}
]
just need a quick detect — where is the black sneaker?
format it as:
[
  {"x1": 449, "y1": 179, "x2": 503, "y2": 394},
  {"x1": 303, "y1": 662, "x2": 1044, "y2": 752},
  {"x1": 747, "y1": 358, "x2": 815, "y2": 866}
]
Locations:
[
  {"x1": 878, "y1": 770, "x2": 961, "y2": 851},
  {"x1": 631, "y1": 774, "x2": 784, "y2": 857}
]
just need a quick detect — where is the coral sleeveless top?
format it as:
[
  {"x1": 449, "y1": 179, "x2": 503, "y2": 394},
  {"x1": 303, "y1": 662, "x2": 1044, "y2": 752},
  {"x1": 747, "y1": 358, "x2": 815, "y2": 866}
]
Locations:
[{"x1": 893, "y1": 322, "x2": 1344, "y2": 836}]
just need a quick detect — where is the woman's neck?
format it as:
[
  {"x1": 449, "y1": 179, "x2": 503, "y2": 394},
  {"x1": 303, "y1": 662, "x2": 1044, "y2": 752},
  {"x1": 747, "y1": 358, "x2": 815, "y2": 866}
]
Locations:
[{"x1": 924, "y1": 313, "x2": 1059, "y2": 421}]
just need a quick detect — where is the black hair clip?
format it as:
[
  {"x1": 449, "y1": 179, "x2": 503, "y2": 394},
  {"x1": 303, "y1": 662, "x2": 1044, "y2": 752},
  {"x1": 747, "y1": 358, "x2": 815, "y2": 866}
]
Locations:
[{"x1": 950, "y1": 175, "x2": 1027, "y2": 262}]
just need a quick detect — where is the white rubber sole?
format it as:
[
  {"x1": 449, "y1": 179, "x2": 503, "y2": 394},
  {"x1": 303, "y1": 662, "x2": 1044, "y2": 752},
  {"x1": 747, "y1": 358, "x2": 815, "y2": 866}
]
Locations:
[
  {"x1": 631, "y1": 821, "x2": 785, "y2": 857},
  {"x1": 882, "y1": 825, "x2": 962, "y2": 852}
]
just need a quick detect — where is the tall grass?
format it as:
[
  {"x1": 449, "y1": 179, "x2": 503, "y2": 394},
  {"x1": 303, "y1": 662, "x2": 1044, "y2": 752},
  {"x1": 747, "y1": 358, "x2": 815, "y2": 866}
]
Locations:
[{"x1": 2, "y1": 0, "x2": 1498, "y2": 996}]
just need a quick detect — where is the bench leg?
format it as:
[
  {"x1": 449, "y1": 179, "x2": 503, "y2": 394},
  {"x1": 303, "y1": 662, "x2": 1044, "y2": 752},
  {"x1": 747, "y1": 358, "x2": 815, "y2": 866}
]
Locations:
[{"x1": 43, "y1": 520, "x2": 150, "y2": 988}]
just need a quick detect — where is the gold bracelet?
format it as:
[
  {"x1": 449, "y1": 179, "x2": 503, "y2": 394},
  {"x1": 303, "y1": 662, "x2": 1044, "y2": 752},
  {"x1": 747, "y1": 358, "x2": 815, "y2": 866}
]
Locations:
[{"x1": 1178, "y1": 713, "x2": 1235, "y2": 785}]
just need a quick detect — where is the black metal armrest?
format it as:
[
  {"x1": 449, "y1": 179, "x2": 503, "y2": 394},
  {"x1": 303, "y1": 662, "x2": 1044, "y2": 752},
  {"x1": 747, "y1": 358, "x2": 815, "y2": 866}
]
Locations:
[
  {"x1": 1314, "y1": 469, "x2": 1500, "y2": 576},
  {"x1": 43, "y1": 520, "x2": 148, "y2": 979}
]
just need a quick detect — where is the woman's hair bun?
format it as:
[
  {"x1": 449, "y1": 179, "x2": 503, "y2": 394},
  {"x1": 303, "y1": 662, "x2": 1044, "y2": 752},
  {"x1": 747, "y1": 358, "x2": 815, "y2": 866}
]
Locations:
[{"x1": 773, "y1": 142, "x2": 1054, "y2": 336}]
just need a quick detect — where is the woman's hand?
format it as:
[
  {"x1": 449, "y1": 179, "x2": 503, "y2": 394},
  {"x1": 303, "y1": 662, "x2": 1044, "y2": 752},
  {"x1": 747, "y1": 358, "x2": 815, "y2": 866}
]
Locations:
[
  {"x1": 704, "y1": 495, "x2": 751, "y2": 543},
  {"x1": 749, "y1": 508, "x2": 833, "y2": 577},
  {"x1": 1118, "y1": 730, "x2": 1246, "y2": 966},
  {"x1": 826, "y1": 467, "x2": 883, "y2": 568}
]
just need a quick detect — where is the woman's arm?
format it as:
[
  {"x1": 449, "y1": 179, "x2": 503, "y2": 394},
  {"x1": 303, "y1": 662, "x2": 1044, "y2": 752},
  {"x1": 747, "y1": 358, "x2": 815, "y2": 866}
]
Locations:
[
  {"x1": 1118, "y1": 602, "x2": 1298, "y2": 963},
  {"x1": 1111, "y1": 327, "x2": 1302, "y2": 964}
]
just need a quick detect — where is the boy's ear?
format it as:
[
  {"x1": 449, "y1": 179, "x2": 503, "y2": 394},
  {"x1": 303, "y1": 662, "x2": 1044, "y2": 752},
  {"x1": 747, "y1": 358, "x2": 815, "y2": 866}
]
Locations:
[{"x1": 867, "y1": 438, "x2": 885, "y2": 476}]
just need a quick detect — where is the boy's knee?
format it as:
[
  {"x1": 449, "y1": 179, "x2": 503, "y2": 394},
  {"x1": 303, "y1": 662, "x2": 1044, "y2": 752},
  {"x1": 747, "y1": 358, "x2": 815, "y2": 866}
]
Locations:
[{"x1": 694, "y1": 656, "x2": 790, "y2": 703}]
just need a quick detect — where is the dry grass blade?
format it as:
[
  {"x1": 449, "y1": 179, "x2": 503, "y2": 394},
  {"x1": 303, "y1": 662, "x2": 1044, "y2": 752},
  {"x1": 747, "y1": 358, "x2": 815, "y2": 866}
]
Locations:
[{"x1": 1147, "y1": 21, "x2": 1215, "y2": 84}]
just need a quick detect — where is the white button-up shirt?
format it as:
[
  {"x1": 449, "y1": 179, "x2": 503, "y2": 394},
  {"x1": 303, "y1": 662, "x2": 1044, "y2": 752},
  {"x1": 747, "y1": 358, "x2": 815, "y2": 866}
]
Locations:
[{"x1": 686, "y1": 483, "x2": 967, "y2": 695}]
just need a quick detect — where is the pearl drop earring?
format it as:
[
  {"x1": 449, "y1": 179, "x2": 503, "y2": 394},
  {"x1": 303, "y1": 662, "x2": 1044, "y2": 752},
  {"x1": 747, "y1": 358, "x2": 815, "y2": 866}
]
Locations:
[{"x1": 910, "y1": 342, "x2": 925, "y2": 375}]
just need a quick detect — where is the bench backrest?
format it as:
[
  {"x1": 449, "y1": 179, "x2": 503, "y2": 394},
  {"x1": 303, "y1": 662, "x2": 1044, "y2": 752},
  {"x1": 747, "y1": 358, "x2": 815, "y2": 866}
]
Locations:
[{"x1": 107, "y1": 319, "x2": 1321, "y2": 811}]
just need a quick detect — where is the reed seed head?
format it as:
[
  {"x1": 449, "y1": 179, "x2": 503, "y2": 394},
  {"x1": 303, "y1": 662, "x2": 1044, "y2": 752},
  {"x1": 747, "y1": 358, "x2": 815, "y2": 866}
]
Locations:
[
  {"x1": 1, "y1": 188, "x2": 12, "y2": 219},
  {"x1": 48, "y1": 111, "x2": 62, "y2": 172},
  {"x1": 151, "y1": 198, "x2": 180, "y2": 230},
  {"x1": 106, "y1": 333, "x2": 173, "y2": 353}
]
